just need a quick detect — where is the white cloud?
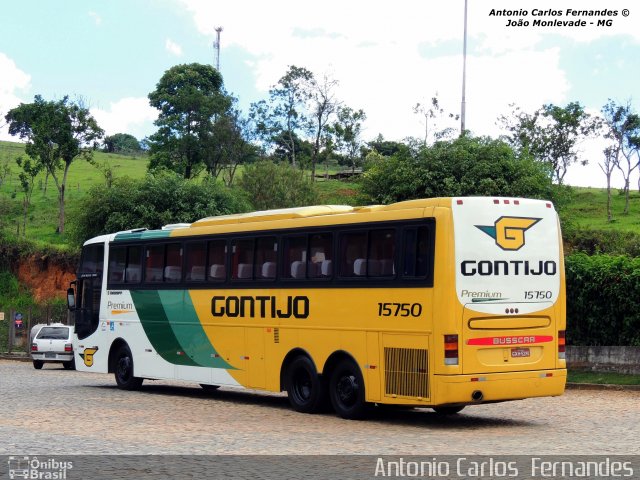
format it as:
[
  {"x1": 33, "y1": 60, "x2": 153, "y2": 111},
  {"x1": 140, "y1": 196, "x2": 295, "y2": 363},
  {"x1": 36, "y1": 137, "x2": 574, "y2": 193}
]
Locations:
[
  {"x1": 0, "y1": 52, "x2": 31, "y2": 140},
  {"x1": 165, "y1": 38, "x2": 183, "y2": 57},
  {"x1": 90, "y1": 97, "x2": 158, "y2": 140},
  {"x1": 88, "y1": 11, "x2": 102, "y2": 26}
]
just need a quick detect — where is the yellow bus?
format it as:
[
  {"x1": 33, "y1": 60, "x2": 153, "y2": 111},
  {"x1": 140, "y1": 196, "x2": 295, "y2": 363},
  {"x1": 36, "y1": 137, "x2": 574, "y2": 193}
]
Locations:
[{"x1": 69, "y1": 197, "x2": 566, "y2": 419}]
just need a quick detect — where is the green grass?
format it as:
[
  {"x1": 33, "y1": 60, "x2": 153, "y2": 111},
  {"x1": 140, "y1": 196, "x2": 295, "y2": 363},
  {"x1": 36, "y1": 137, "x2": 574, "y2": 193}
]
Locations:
[
  {"x1": 561, "y1": 188, "x2": 640, "y2": 233},
  {"x1": 0, "y1": 140, "x2": 148, "y2": 246},
  {"x1": 567, "y1": 369, "x2": 640, "y2": 385}
]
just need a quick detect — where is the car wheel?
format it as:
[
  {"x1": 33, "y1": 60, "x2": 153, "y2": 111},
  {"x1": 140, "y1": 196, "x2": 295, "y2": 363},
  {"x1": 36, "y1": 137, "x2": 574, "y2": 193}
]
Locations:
[
  {"x1": 33, "y1": 360, "x2": 44, "y2": 370},
  {"x1": 63, "y1": 360, "x2": 74, "y2": 370},
  {"x1": 114, "y1": 345, "x2": 143, "y2": 390},
  {"x1": 329, "y1": 358, "x2": 367, "y2": 419},
  {"x1": 285, "y1": 356, "x2": 327, "y2": 414}
]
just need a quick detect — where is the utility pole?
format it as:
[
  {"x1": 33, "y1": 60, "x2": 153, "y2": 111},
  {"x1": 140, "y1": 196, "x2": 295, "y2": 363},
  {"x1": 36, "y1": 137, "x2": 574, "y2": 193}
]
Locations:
[
  {"x1": 460, "y1": 0, "x2": 468, "y2": 136},
  {"x1": 213, "y1": 26, "x2": 223, "y2": 71}
]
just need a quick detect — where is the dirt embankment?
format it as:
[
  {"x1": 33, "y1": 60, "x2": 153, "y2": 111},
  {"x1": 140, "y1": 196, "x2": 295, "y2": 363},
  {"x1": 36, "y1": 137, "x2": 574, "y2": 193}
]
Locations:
[{"x1": 15, "y1": 255, "x2": 76, "y2": 302}]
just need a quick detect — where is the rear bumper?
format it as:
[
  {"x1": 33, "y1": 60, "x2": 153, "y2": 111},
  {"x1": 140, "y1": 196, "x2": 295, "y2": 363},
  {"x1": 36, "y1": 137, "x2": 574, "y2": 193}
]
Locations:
[
  {"x1": 31, "y1": 353, "x2": 74, "y2": 362},
  {"x1": 431, "y1": 369, "x2": 567, "y2": 406}
]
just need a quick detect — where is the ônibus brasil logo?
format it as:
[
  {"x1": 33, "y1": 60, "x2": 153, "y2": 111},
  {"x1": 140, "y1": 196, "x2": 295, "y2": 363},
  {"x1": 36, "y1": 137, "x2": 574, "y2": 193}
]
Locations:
[{"x1": 475, "y1": 216, "x2": 541, "y2": 251}]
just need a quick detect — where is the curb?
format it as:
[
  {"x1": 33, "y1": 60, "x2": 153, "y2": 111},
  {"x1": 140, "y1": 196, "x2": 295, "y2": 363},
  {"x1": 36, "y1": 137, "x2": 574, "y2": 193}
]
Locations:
[
  {"x1": 0, "y1": 354, "x2": 31, "y2": 363},
  {"x1": 566, "y1": 382, "x2": 640, "y2": 391}
]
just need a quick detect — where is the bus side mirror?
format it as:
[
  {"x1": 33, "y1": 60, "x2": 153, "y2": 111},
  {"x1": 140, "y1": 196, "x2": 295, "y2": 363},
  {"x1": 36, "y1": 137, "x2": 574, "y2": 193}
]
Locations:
[{"x1": 67, "y1": 285, "x2": 76, "y2": 311}]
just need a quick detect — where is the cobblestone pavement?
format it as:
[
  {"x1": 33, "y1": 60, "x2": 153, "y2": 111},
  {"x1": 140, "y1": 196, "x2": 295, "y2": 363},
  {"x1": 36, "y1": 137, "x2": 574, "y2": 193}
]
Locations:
[{"x1": 1, "y1": 360, "x2": 638, "y2": 456}]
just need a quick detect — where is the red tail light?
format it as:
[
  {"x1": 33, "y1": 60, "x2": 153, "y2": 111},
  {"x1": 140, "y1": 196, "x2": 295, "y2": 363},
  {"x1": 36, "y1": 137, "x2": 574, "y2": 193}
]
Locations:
[
  {"x1": 64, "y1": 343, "x2": 73, "y2": 352},
  {"x1": 31, "y1": 343, "x2": 38, "y2": 352},
  {"x1": 558, "y1": 330, "x2": 566, "y2": 360},
  {"x1": 444, "y1": 334, "x2": 459, "y2": 365}
]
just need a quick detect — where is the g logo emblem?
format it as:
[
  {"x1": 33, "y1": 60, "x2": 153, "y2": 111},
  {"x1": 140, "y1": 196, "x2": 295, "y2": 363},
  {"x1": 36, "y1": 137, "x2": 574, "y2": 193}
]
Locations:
[
  {"x1": 476, "y1": 217, "x2": 541, "y2": 251},
  {"x1": 81, "y1": 347, "x2": 99, "y2": 367}
]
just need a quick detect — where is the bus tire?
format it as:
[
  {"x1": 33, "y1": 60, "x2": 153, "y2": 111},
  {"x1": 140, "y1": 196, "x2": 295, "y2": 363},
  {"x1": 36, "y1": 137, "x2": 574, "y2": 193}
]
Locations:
[
  {"x1": 433, "y1": 406, "x2": 465, "y2": 415},
  {"x1": 329, "y1": 358, "x2": 367, "y2": 420},
  {"x1": 285, "y1": 356, "x2": 327, "y2": 414},
  {"x1": 114, "y1": 345, "x2": 143, "y2": 390},
  {"x1": 33, "y1": 360, "x2": 44, "y2": 370}
]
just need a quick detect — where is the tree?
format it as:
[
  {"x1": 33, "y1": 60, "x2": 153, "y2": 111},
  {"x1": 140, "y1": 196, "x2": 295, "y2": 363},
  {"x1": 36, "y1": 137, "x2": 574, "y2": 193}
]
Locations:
[
  {"x1": 250, "y1": 66, "x2": 314, "y2": 167},
  {"x1": 15, "y1": 156, "x2": 42, "y2": 236},
  {"x1": 70, "y1": 171, "x2": 249, "y2": 243},
  {"x1": 601, "y1": 99, "x2": 640, "y2": 215},
  {"x1": 307, "y1": 72, "x2": 339, "y2": 180},
  {"x1": 147, "y1": 63, "x2": 231, "y2": 179},
  {"x1": 361, "y1": 136, "x2": 553, "y2": 204},
  {"x1": 5, "y1": 95, "x2": 104, "y2": 234},
  {"x1": 500, "y1": 102, "x2": 598, "y2": 184},
  {"x1": 413, "y1": 95, "x2": 459, "y2": 146},
  {"x1": 238, "y1": 160, "x2": 318, "y2": 210},
  {"x1": 103, "y1": 133, "x2": 142, "y2": 155},
  {"x1": 330, "y1": 106, "x2": 367, "y2": 173}
]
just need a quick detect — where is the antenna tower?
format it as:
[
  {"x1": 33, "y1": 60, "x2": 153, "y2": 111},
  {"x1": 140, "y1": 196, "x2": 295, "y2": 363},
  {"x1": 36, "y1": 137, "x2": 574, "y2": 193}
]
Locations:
[{"x1": 213, "y1": 26, "x2": 223, "y2": 71}]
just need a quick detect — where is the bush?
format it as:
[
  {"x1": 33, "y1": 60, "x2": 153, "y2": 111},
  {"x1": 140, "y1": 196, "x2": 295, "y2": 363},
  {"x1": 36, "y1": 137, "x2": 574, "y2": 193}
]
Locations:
[
  {"x1": 70, "y1": 171, "x2": 250, "y2": 244},
  {"x1": 361, "y1": 136, "x2": 553, "y2": 204},
  {"x1": 563, "y1": 227, "x2": 640, "y2": 257},
  {"x1": 238, "y1": 161, "x2": 318, "y2": 210},
  {"x1": 565, "y1": 253, "x2": 640, "y2": 346}
]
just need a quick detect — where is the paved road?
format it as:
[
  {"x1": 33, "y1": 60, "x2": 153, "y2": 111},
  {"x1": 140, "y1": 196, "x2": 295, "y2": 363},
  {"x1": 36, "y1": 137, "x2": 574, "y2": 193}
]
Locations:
[{"x1": 1, "y1": 359, "x2": 638, "y2": 456}]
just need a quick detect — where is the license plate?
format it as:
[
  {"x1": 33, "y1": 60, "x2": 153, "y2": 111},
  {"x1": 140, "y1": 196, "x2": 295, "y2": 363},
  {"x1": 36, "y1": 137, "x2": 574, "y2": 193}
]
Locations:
[
  {"x1": 511, "y1": 347, "x2": 530, "y2": 358},
  {"x1": 45, "y1": 352, "x2": 56, "y2": 359}
]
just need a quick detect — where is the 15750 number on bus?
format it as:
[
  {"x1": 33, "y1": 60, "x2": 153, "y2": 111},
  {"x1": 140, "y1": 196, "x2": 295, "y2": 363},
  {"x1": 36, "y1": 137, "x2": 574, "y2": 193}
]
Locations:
[{"x1": 377, "y1": 303, "x2": 423, "y2": 317}]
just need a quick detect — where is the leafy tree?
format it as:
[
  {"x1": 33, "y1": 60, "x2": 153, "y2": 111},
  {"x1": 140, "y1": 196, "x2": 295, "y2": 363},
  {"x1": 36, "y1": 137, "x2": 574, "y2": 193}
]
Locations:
[
  {"x1": 238, "y1": 160, "x2": 318, "y2": 210},
  {"x1": 601, "y1": 99, "x2": 640, "y2": 215},
  {"x1": 147, "y1": 63, "x2": 231, "y2": 179},
  {"x1": 250, "y1": 66, "x2": 314, "y2": 167},
  {"x1": 361, "y1": 136, "x2": 553, "y2": 204},
  {"x1": 103, "y1": 133, "x2": 142, "y2": 155},
  {"x1": 500, "y1": 102, "x2": 598, "y2": 184},
  {"x1": 307, "y1": 72, "x2": 339, "y2": 180},
  {"x1": 70, "y1": 171, "x2": 249, "y2": 243},
  {"x1": 330, "y1": 106, "x2": 367, "y2": 173},
  {"x1": 5, "y1": 95, "x2": 104, "y2": 234},
  {"x1": 15, "y1": 156, "x2": 42, "y2": 236},
  {"x1": 413, "y1": 95, "x2": 459, "y2": 146}
]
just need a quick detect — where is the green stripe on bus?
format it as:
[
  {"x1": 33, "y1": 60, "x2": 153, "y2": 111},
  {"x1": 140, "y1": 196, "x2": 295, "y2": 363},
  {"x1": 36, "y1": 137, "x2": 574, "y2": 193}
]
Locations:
[
  {"x1": 114, "y1": 230, "x2": 172, "y2": 242},
  {"x1": 130, "y1": 290, "x2": 198, "y2": 366},
  {"x1": 157, "y1": 290, "x2": 236, "y2": 370}
]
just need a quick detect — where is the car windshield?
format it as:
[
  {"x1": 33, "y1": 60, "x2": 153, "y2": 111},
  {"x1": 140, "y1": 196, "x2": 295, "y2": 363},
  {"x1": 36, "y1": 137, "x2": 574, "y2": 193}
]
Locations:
[{"x1": 37, "y1": 327, "x2": 70, "y2": 340}]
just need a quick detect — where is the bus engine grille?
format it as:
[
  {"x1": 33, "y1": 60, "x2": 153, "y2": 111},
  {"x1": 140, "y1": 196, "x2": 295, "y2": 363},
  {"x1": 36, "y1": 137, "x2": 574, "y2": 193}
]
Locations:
[{"x1": 384, "y1": 347, "x2": 429, "y2": 399}]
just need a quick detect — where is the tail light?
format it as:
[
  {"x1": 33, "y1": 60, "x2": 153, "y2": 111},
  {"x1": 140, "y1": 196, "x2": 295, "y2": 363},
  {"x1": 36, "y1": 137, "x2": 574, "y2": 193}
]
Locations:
[
  {"x1": 444, "y1": 334, "x2": 459, "y2": 365},
  {"x1": 31, "y1": 343, "x2": 38, "y2": 352},
  {"x1": 64, "y1": 343, "x2": 73, "y2": 352},
  {"x1": 558, "y1": 330, "x2": 566, "y2": 360}
]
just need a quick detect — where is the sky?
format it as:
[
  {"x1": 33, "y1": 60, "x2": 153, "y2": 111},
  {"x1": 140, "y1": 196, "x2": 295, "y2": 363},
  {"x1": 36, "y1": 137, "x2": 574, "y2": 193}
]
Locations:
[{"x1": 0, "y1": 0, "x2": 638, "y2": 188}]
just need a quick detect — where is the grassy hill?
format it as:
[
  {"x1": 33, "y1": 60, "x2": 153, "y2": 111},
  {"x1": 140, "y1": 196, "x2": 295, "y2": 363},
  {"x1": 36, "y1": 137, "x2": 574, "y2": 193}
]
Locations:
[{"x1": 1, "y1": 139, "x2": 640, "y2": 250}]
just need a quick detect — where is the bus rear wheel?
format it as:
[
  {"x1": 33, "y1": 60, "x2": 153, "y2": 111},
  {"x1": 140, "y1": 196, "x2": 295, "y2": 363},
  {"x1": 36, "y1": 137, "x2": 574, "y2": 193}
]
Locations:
[
  {"x1": 329, "y1": 359, "x2": 367, "y2": 419},
  {"x1": 285, "y1": 356, "x2": 327, "y2": 414},
  {"x1": 114, "y1": 345, "x2": 143, "y2": 390}
]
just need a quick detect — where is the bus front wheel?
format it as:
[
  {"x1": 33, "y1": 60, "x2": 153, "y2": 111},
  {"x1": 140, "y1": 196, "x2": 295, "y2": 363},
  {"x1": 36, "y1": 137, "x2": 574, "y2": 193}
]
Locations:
[
  {"x1": 329, "y1": 359, "x2": 367, "y2": 419},
  {"x1": 285, "y1": 356, "x2": 327, "y2": 414},
  {"x1": 114, "y1": 345, "x2": 143, "y2": 390}
]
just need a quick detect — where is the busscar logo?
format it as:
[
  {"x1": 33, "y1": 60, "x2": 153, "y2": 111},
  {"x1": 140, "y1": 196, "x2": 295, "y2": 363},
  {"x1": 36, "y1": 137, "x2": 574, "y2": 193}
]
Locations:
[
  {"x1": 475, "y1": 216, "x2": 541, "y2": 251},
  {"x1": 80, "y1": 346, "x2": 99, "y2": 367}
]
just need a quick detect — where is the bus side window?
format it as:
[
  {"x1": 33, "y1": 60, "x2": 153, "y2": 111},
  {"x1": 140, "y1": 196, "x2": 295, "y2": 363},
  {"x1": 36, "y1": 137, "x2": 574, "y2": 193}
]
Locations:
[
  {"x1": 339, "y1": 232, "x2": 367, "y2": 277},
  {"x1": 231, "y1": 239, "x2": 254, "y2": 280},
  {"x1": 255, "y1": 236, "x2": 277, "y2": 280},
  {"x1": 185, "y1": 242, "x2": 206, "y2": 282},
  {"x1": 368, "y1": 229, "x2": 395, "y2": 277},
  {"x1": 126, "y1": 246, "x2": 142, "y2": 283},
  {"x1": 164, "y1": 243, "x2": 183, "y2": 282},
  {"x1": 207, "y1": 240, "x2": 227, "y2": 281},
  {"x1": 108, "y1": 247, "x2": 126, "y2": 283},
  {"x1": 282, "y1": 236, "x2": 307, "y2": 279},
  {"x1": 145, "y1": 245, "x2": 164, "y2": 283},
  {"x1": 309, "y1": 233, "x2": 333, "y2": 278},
  {"x1": 403, "y1": 226, "x2": 430, "y2": 278}
]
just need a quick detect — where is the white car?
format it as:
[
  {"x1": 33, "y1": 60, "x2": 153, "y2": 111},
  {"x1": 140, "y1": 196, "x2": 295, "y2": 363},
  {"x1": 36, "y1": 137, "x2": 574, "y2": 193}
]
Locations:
[{"x1": 31, "y1": 324, "x2": 75, "y2": 370}]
